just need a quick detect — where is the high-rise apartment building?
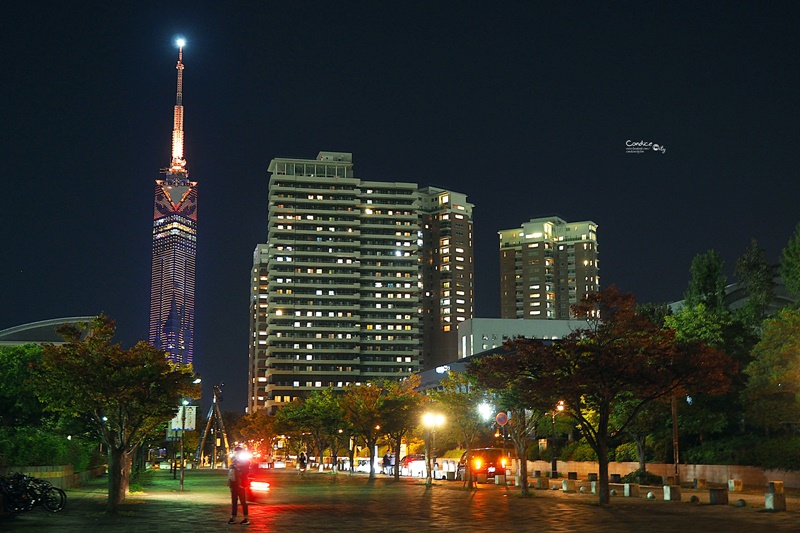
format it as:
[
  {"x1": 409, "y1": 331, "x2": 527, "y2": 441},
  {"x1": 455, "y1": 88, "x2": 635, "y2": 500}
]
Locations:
[
  {"x1": 248, "y1": 152, "x2": 473, "y2": 413},
  {"x1": 499, "y1": 217, "x2": 598, "y2": 320},
  {"x1": 149, "y1": 41, "x2": 197, "y2": 365},
  {"x1": 418, "y1": 187, "x2": 474, "y2": 369}
]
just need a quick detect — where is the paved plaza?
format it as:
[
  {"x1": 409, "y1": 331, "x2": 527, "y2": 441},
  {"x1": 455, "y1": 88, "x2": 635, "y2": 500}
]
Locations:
[{"x1": 3, "y1": 467, "x2": 800, "y2": 532}]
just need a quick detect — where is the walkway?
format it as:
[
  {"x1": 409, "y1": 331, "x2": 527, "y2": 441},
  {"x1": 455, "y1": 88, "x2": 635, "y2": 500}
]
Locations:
[{"x1": 3, "y1": 468, "x2": 799, "y2": 532}]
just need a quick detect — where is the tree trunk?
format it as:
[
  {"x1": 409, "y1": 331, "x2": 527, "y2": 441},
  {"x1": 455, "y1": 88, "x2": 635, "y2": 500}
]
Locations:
[
  {"x1": 635, "y1": 436, "x2": 646, "y2": 473},
  {"x1": 394, "y1": 441, "x2": 402, "y2": 481},
  {"x1": 597, "y1": 439, "x2": 609, "y2": 505},
  {"x1": 516, "y1": 444, "x2": 529, "y2": 496},
  {"x1": 367, "y1": 439, "x2": 377, "y2": 479},
  {"x1": 107, "y1": 446, "x2": 133, "y2": 514}
]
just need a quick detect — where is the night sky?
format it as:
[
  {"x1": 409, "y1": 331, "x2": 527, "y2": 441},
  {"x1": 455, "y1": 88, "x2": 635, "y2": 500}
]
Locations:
[{"x1": 3, "y1": 2, "x2": 799, "y2": 413}]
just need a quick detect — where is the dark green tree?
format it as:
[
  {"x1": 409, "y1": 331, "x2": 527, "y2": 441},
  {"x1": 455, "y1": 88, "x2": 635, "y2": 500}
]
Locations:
[
  {"x1": 735, "y1": 238, "x2": 775, "y2": 328},
  {"x1": 743, "y1": 308, "x2": 800, "y2": 435},
  {"x1": 0, "y1": 344, "x2": 45, "y2": 428},
  {"x1": 780, "y1": 223, "x2": 800, "y2": 297},
  {"x1": 29, "y1": 315, "x2": 200, "y2": 514},
  {"x1": 685, "y1": 249, "x2": 728, "y2": 312}
]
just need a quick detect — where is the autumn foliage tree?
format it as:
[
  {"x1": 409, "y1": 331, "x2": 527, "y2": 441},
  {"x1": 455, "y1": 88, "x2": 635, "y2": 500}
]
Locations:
[
  {"x1": 29, "y1": 315, "x2": 200, "y2": 513},
  {"x1": 468, "y1": 343, "x2": 554, "y2": 496},
  {"x1": 553, "y1": 287, "x2": 732, "y2": 505}
]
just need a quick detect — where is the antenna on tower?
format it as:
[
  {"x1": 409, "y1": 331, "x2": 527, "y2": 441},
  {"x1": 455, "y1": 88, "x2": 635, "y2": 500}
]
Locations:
[{"x1": 168, "y1": 37, "x2": 188, "y2": 178}]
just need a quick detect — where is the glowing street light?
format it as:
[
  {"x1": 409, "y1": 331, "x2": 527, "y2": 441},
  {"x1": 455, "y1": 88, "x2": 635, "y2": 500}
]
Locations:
[
  {"x1": 551, "y1": 400, "x2": 565, "y2": 479},
  {"x1": 478, "y1": 402, "x2": 493, "y2": 421},
  {"x1": 422, "y1": 412, "x2": 445, "y2": 486},
  {"x1": 180, "y1": 399, "x2": 189, "y2": 491}
]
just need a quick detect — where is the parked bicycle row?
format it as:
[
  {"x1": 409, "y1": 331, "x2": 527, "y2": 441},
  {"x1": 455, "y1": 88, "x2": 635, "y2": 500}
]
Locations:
[{"x1": 0, "y1": 472, "x2": 67, "y2": 515}]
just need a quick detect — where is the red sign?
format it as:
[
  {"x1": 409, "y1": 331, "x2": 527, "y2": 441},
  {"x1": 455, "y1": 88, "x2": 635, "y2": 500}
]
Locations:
[{"x1": 495, "y1": 412, "x2": 508, "y2": 426}]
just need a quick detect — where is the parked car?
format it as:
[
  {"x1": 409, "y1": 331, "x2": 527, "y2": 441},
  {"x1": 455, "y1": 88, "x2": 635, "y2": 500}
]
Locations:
[
  {"x1": 397, "y1": 454, "x2": 426, "y2": 477},
  {"x1": 457, "y1": 448, "x2": 509, "y2": 482}
]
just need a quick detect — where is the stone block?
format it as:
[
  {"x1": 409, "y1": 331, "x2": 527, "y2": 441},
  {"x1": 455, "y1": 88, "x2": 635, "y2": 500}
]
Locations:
[
  {"x1": 562, "y1": 479, "x2": 576, "y2": 493},
  {"x1": 590, "y1": 481, "x2": 598, "y2": 494},
  {"x1": 624, "y1": 483, "x2": 640, "y2": 497},
  {"x1": 663, "y1": 485, "x2": 681, "y2": 501},
  {"x1": 534, "y1": 477, "x2": 548, "y2": 489},
  {"x1": 728, "y1": 479, "x2": 743, "y2": 492},
  {"x1": 765, "y1": 492, "x2": 786, "y2": 511},
  {"x1": 709, "y1": 488, "x2": 728, "y2": 505},
  {"x1": 494, "y1": 475, "x2": 506, "y2": 485},
  {"x1": 476, "y1": 474, "x2": 487, "y2": 484}
]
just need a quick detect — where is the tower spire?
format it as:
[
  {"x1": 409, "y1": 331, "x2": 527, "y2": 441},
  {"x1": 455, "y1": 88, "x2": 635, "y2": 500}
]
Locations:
[{"x1": 169, "y1": 39, "x2": 187, "y2": 177}]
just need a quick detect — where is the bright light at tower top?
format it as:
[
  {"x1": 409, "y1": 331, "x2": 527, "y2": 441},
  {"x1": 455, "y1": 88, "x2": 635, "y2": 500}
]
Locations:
[{"x1": 176, "y1": 37, "x2": 186, "y2": 48}]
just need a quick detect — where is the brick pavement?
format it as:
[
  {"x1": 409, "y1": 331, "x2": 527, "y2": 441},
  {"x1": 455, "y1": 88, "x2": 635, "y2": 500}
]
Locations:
[{"x1": 2, "y1": 468, "x2": 799, "y2": 532}]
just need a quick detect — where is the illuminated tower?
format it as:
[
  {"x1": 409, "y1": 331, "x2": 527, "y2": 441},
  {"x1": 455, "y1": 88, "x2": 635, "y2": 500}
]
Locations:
[{"x1": 149, "y1": 39, "x2": 197, "y2": 366}]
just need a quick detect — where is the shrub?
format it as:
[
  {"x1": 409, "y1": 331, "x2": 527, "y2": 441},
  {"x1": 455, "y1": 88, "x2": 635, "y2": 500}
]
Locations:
[
  {"x1": 569, "y1": 442, "x2": 598, "y2": 461},
  {"x1": 614, "y1": 442, "x2": 639, "y2": 462},
  {"x1": 753, "y1": 437, "x2": 800, "y2": 470},
  {"x1": 0, "y1": 427, "x2": 96, "y2": 469},
  {"x1": 621, "y1": 468, "x2": 663, "y2": 486},
  {"x1": 682, "y1": 435, "x2": 757, "y2": 465}
]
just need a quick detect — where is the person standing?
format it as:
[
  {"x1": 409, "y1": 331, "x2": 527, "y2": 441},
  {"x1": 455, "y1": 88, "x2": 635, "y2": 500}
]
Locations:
[
  {"x1": 228, "y1": 446, "x2": 251, "y2": 525},
  {"x1": 298, "y1": 451, "x2": 307, "y2": 475}
]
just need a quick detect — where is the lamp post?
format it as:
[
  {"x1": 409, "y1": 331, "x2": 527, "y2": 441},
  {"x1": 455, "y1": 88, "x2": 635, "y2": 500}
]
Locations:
[
  {"x1": 180, "y1": 399, "x2": 188, "y2": 491},
  {"x1": 422, "y1": 412, "x2": 445, "y2": 486},
  {"x1": 550, "y1": 400, "x2": 564, "y2": 479}
]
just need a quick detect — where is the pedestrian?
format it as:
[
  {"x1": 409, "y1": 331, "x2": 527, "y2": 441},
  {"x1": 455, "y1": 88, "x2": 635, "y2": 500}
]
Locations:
[
  {"x1": 228, "y1": 446, "x2": 251, "y2": 525},
  {"x1": 298, "y1": 451, "x2": 307, "y2": 474},
  {"x1": 383, "y1": 453, "x2": 390, "y2": 475}
]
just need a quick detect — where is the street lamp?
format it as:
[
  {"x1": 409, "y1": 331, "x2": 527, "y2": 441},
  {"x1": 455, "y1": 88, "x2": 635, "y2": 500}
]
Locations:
[
  {"x1": 180, "y1": 399, "x2": 189, "y2": 491},
  {"x1": 551, "y1": 400, "x2": 564, "y2": 479},
  {"x1": 422, "y1": 412, "x2": 445, "y2": 486}
]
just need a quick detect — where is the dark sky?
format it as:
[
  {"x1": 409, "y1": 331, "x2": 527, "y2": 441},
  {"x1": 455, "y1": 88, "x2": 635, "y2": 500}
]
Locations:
[{"x1": 3, "y1": 2, "x2": 799, "y2": 414}]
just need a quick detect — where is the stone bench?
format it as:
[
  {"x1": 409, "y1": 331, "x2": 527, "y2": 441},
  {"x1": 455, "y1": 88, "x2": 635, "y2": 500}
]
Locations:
[
  {"x1": 766, "y1": 481, "x2": 786, "y2": 511},
  {"x1": 728, "y1": 479, "x2": 743, "y2": 492},
  {"x1": 663, "y1": 485, "x2": 681, "y2": 501},
  {"x1": 709, "y1": 487, "x2": 728, "y2": 505}
]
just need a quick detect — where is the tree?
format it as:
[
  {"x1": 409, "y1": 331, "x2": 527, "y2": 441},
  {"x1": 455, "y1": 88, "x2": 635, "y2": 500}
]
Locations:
[
  {"x1": 304, "y1": 389, "x2": 348, "y2": 470},
  {"x1": 29, "y1": 315, "x2": 200, "y2": 513},
  {"x1": 379, "y1": 375, "x2": 425, "y2": 481},
  {"x1": 743, "y1": 308, "x2": 800, "y2": 435},
  {"x1": 468, "y1": 343, "x2": 554, "y2": 496},
  {"x1": 548, "y1": 287, "x2": 732, "y2": 505},
  {"x1": 427, "y1": 372, "x2": 486, "y2": 486},
  {"x1": 780, "y1": 223, "x2": 800, "y2": 297},
  {"x1": 0, "y1": 344, "x2": 45, "y2": 428},
  {"x1": 236, "y1": 409, "x2": 278, "y2": 461},
  {"x1": 685, "y1": 249, "x2": 728, "y2": 312},
  {"x1": 340, "y1": 383, "x2": 383, "y2": 478},
  {"x1": 735, "y1": 238, "x2": 775, "y2": 328}
]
